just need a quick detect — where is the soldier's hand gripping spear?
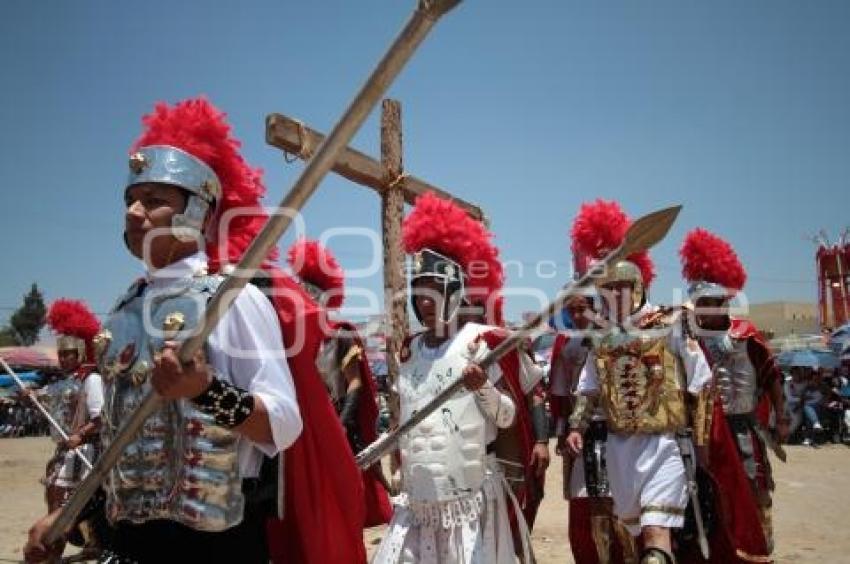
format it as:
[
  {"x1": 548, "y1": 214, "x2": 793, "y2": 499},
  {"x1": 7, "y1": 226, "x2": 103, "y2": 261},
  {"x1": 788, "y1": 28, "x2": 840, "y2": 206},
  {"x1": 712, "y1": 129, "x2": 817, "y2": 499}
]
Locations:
[
  {"x1": 44, "y1": 0, "x2": 463, "y2": 546},
  {"x1": 356, "y1": 204, "x2": 683, "y2": 470}
]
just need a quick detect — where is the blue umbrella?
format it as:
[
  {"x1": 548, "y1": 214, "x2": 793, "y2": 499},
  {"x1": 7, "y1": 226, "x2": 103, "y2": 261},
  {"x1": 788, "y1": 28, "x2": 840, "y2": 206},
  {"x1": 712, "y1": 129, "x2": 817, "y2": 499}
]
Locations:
[
  {"x1": 777, "y1": 349, "x2": 840, "y2": 369},
  {"x1": 0, "y1": 371, "x2": 43, "y2": 387},
  {"x1": 830, "y1": 323, "x2": 850, "y2": 354}
]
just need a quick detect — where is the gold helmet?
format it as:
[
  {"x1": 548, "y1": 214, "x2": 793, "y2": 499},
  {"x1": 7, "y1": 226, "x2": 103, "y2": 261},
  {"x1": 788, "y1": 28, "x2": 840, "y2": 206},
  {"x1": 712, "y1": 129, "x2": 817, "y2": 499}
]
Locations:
[{"x1": 593, "y1": 259, "x2": 646, "y2": 313}]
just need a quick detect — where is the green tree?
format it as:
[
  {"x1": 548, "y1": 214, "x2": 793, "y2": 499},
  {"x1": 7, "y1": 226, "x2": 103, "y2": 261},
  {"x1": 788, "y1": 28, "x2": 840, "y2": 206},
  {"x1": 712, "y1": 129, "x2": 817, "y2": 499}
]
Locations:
[
  {"x1": 9, "y1": 283, "x2": 46, "y2": 346},
  {"x1": 0, "y1": 326, "x2": 19, "y2": 347}
]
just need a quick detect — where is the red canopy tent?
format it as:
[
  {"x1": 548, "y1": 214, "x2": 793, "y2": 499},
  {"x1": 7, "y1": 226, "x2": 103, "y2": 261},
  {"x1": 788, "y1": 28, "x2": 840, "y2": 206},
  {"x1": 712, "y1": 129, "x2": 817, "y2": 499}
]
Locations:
[{"x1": 0, "y1": 346, "x2": 58, "y2": 369}]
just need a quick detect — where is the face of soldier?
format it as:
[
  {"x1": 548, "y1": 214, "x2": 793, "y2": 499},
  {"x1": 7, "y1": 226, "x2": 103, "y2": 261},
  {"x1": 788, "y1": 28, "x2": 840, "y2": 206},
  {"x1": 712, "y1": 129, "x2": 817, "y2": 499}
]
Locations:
[
  {"x1": 600, "y1": 281, "x2": 634, "y2": 326},
  {"x1": 58, "y1": 349, "x2": 81, "y2": 373},
  {"x1": 694, "y1": 296, "x2": 731, "y2": 331},
  {"x1": 124, "y1": 183, "x2": 198, "y2": 269},
  {"x1": 412, "y1": 277, "x2": 448, "y2": 334}
]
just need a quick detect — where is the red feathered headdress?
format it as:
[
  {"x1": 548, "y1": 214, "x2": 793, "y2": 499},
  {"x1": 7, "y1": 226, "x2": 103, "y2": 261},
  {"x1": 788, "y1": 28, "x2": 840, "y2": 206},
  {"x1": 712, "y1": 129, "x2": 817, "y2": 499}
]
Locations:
[
  {"x1": 570, "y1": 199, "x2": 655, "y2": 286},
  {"x1": 47, "y1": 299, "x2": 100, "y2": 362},
  {"x1": 130, "y1": 97, "x2": 276, "y2": 273},
  {"x1": 680, "y1": 228, "x2": 747, "y2": 292},
  {"x1": 402, "y1": 192, "x2": 504, "y2": 325},
  {"x1": 287, "y1": 238, "x2": 345, "y2": 309}
]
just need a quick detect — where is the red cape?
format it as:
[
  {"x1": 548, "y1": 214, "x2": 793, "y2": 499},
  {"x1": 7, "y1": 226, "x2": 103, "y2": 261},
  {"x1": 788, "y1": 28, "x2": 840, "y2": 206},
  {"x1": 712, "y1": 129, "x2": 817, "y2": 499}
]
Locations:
[
  {"x1": 549, "y1": 335, "x2": 627, "y2": 563},
  {"x1": 264, "y1": 271, "x2": 367, "y2": 564},
  {"x1": 480, "y1": 329, "x2": 544, "y2": 529},
  {"x1": 568, "y1": 498, "x2": 628, "y2": 564},
  {"x1": 547, "y1": 333, "x2": 570, "y2": 425},
  {"x1": 330, "y1": 320, "x2": 392, "y2": 527}
]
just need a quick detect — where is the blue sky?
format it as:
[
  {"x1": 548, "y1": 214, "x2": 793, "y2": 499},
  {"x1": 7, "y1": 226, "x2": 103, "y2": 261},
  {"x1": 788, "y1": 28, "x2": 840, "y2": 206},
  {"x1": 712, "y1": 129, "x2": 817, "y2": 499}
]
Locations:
[{"x1": 1, "y1": 0, "x2": 848, "y2": 324}]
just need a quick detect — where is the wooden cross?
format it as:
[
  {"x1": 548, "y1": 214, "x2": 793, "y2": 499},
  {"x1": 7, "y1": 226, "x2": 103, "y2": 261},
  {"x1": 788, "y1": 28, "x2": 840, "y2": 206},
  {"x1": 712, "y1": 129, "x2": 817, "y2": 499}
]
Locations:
[{"x1": 266, "y1": 100, "x2": 483, "y2": 472}]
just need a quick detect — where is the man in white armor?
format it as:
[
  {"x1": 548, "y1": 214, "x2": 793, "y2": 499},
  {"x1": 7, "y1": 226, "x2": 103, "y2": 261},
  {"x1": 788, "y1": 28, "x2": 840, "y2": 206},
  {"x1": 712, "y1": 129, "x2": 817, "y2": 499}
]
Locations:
[
  {"x1": 565, "y1": 200, "x2": 713, "y2": 564},
  {"x1": 373, "y1": 192, "x2": 536, "y2": 564}
]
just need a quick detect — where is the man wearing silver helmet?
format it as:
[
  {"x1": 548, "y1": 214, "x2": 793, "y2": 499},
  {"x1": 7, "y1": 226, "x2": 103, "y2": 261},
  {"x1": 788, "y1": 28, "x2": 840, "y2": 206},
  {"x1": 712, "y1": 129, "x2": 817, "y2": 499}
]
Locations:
[
  {"x1": 40, "y1": 299, "x2": 104, "y2": 516},
  {"x1": 678, "y1": 228, "x2": 787, "y2": 563},
  {"x1": 27, "y1": 299, "x2": 106, "y2": 558},
  {"x1": 565, "y1": 200, "x2": 713, "y2": 564},
  {"x1": 25, "y1": 98, "x2": 303, "y2": 564}
]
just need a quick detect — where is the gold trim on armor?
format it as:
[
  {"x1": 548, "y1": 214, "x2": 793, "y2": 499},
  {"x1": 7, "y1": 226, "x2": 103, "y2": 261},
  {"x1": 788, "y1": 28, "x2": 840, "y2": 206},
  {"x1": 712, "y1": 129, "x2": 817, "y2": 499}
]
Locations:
[
  {"x1": 691, "y1": 386, "x2": 714, "y2": 447},
  {"x1": 340, "y1": 344, "x2": 363, "y2": 372},
  {"x1": 641, "y1": 505, "x2": 685, "y2": 517},
  {"x1": 620, "y1": 515, "x2": 640, "y2": 526},
  {"x1": 734, "y1": 549, "x2": 773, "y2": 563}
]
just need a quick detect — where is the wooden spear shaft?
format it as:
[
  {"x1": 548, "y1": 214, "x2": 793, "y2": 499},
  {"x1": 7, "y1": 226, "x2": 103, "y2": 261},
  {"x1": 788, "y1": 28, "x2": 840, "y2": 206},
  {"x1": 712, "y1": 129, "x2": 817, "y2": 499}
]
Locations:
[{"x1": 45, "y1": 0, "x2": 463, "y2": 544}]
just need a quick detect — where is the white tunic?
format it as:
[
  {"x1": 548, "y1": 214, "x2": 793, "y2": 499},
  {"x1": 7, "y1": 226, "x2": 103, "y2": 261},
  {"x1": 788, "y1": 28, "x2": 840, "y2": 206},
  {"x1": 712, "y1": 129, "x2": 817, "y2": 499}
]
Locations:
[
  {"x1": 576, "y1": 320, "x2": 712, "y2": 535},
  {"x1": 373, "y1": 323, "x2": 526, "y2": 564}
]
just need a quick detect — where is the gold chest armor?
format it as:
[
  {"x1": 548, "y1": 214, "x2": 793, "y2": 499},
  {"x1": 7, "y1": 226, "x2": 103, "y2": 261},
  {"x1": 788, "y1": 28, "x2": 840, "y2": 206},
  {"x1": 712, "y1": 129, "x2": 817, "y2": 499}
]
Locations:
[{"x1": 594, "y1": 332, "x2": 687, "y2": 435}]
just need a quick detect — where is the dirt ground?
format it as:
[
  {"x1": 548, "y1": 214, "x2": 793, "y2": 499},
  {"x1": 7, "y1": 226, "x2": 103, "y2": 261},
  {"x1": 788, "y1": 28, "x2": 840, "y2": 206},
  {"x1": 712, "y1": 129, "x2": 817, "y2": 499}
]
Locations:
[{"x1": 1, "y1": 437, "x2": 847, "y2": 563}]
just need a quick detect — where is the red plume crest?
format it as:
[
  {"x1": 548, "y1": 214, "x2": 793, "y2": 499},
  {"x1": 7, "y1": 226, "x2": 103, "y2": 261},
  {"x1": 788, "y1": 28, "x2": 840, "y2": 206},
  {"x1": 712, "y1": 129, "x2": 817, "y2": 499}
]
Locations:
[
  {"x1": 680, "y1": 228, "x2": 747, "y2": 291},
  {"x1": 287, "y1": 238, "x2": 345, "y2": 309},
  {"x1": 570, "y1": 199, "x2": 655, "y2": 286},
  {"x1": 402, "y1": 192, "x2": 504, "y2": 325}
]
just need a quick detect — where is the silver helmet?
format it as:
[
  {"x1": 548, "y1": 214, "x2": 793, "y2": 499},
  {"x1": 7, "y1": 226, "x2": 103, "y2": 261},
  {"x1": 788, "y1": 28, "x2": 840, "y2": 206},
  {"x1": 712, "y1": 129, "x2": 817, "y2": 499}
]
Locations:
[{"x1": 126, "y1": 145, "x2": 221, "y2": 241}]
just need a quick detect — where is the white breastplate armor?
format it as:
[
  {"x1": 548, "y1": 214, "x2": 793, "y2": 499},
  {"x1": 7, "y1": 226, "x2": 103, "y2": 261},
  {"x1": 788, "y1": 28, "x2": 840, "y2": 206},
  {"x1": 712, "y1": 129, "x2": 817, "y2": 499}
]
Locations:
[
  {"x1": 702, "y1": 334, "x2": 757, "y2": 415},
  {"x1": 398, "y1": 324, "x2": 488, "y2": 523},
  {"x1": 97, "y1": 277, "x2": 244, "y2": 532}
]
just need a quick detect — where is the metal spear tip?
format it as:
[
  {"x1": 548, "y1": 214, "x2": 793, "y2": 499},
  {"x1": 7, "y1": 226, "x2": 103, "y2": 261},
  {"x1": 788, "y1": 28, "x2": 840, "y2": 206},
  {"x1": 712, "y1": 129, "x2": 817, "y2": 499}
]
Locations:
[{"x1": 618, "y1": 204, "x2": 683, "y2": 258}]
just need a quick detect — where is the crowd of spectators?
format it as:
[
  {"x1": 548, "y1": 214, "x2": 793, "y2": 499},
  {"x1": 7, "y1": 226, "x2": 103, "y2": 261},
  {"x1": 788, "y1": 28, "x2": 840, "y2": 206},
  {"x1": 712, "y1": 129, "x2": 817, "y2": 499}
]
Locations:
[
  {"x1": 0, "y1": 398, "x2": 50, "y2": 437},
  {"x1": 785, "y1": 365, "x2": 850, "y2": 446}
]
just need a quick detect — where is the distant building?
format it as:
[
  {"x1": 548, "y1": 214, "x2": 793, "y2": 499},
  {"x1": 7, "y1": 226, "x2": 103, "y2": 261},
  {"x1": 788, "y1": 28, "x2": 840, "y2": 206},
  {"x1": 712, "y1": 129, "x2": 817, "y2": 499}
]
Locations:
[{"x1": 740, "y1": 301, "x2": 819, "y2": 340}]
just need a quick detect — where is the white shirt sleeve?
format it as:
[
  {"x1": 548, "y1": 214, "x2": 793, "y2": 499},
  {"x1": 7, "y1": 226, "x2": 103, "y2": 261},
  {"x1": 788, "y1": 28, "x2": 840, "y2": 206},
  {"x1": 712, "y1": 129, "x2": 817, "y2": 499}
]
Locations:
[
  {"x1": 465, "y1": 338, "x2": 516, "y2": 428},
  {"x1": 670, "y1": 331, "x2": 713, "y2": 394},
  {"x1": 517, "y1": 349, "x2": 545, "y2": 394},
  {"x1": 474, "y1": 381, "x2": 516, "y2": 428},
  {"x1": 83, "y1": 373, "x2": 104, "y2": 419},
  {"x1": 576, "y1": 351, "x2": 600, "y2": 395},
  {"x1": 206, "y1": 283, "x2": 303, "y2": 476}
]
